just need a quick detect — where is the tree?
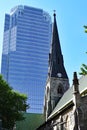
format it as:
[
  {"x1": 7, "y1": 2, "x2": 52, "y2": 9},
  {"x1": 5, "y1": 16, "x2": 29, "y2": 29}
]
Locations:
[
  {"x1": 80, "y1": 63, "x2": 87, "y2": 75},
  {"x1": 0, "y1": 75, "x2": 29, "y2": 129},
  {"x1": 80, "y1": 26, "x2": 87, "y2": 75},
  {"x1": 84, "y1": 25, "x2": 87, "y2": 33}
]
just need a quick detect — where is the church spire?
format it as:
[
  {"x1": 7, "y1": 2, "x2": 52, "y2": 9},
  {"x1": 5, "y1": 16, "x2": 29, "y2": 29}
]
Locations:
[
  {"x1": 49, "y1": 12, "x2": 68, "y2": 79},
  {"x1": 44, "y1": 13, "x2": 69, "y2": 119}
]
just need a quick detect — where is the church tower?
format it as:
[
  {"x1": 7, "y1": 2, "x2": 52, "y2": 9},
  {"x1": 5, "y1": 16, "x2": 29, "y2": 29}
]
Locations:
[{"x1": 44, "y1": 13, "x2": 69, "y2": 120}]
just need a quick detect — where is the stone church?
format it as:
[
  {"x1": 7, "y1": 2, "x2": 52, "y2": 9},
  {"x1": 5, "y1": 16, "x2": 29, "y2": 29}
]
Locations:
[{"x1": 36, "y1": 13, "x2": 87, "y2": 130}]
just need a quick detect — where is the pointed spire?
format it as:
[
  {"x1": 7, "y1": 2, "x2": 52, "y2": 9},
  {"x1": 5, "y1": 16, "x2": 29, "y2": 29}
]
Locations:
[
  {"x1": 73, "y1": 72, "x2": 79, "y2": 86},
  {"x1": 49, "y1": 12, "x2": 68, "y2": 79},
  {"x1": 73, "y1": 72, "x2": 80, "y2": 107},
  {"x1": 73, "y1": 72, "x2": 79, "y2": 94}
]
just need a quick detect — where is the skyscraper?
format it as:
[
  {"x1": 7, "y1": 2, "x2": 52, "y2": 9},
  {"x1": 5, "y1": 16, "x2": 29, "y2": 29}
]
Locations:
[{"x1": 1, "y1": 5, "x2": 52, "y2": 113}]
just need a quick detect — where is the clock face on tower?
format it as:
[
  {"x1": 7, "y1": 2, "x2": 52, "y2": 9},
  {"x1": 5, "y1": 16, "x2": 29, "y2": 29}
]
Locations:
[{"x1": 57, "y1": 73, "x2": 62, "y2": 78}]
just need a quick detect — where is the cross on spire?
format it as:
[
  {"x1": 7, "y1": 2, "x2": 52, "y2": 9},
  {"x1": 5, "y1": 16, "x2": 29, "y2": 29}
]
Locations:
[{"x1": 53, "y1": 10, "x2": 56, "y2": 17}]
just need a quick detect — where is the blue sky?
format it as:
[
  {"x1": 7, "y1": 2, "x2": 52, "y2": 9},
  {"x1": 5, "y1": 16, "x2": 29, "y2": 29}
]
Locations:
[{"x1": 0, "y1": 0, "x2": 87, "y2": 85}]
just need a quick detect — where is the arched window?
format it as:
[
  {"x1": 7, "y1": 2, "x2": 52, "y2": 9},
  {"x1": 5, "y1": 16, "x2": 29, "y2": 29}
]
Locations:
[
  {"x1": 57, "y1": 84, "x2": 63, "y2": 94},
  {"x1": 65, "y1": 115, "x2": 71, "y2": 130},
  {"x1": 57, "y1": 116, "x2": 63, "y2": 130},
  {"x1": 47, "y1": 87, "x2": 49, "y2": 100}
]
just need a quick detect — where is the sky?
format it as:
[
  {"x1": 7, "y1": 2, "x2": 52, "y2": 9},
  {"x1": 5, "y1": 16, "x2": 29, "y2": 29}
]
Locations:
[{"x1": 0, "y1": 0, "x2": 87, "y2": 86}]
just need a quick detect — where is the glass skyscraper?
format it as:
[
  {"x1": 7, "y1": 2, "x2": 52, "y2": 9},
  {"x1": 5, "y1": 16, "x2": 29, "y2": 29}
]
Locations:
[{"x1": 1, "y1": 5, "x2": 52, "y2": 113}]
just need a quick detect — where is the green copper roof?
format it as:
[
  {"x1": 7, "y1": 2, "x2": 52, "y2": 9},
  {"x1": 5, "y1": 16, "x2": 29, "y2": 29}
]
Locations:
[
  {"x1": 16, "y1": 113, "x2": 45, "y2": 130},
  {"x1": 48, "y1": 75, "x2": 87, "y2": 119}
]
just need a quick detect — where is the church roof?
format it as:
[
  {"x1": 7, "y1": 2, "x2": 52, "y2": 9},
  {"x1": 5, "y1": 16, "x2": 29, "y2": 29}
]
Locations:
[
  {"x1": 49, "y1": 13, "x2": 68, "y2": 79},
  {"x1": 16, "y1": 113, "x2": 45, "y2": 130},
  {"x1": 48, "y1": 75, "x2": 87, "y2": 119}
]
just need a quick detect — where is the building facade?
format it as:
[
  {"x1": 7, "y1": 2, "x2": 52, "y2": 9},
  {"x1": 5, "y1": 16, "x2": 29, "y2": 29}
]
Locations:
[
  {"x1": 37, "y1": 13, "x2": 87, "y2": 130},
  {"x1": 1, "y1": 5, "x2": 52, "y2": 113},
  {"x1": 37, "y1": 73, "x2": 87, "y2": 130}
]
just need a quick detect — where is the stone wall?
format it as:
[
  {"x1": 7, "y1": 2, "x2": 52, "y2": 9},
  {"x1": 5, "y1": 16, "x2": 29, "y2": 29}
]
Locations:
[{"x1": 51, "y1": 95, "x2": 87, "y2": 130}]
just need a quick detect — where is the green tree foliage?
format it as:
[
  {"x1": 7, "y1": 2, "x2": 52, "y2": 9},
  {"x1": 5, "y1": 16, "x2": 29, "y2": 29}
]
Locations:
[
  {"x1": 80, "y1": 26, "x2": 87, "y2": 75},
  {"x1": 80, "y1": 63, "x2": 87, "y2": 75},
  {"x1": 0, "y1": 75, "x2": 29, "y2": 129},
  {"x1": 84, "y1": 25, "x2": 87, "y2": 33}
]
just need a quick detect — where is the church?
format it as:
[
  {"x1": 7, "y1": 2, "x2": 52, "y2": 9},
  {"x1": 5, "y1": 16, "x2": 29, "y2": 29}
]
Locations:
[{"x1": 36, "y1": 13, "x2": 87, "y2": 130}]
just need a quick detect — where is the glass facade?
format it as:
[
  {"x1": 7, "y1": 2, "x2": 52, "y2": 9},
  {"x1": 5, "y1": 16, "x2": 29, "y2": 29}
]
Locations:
[{"x1": 1, "y1": 5, "x2": 52, "y2": 113}]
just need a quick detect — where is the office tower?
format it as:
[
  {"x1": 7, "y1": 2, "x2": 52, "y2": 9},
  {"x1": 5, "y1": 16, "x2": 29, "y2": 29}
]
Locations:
[{"x1": 1, "y1": 5, "x2": 52, "y2": 113}]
